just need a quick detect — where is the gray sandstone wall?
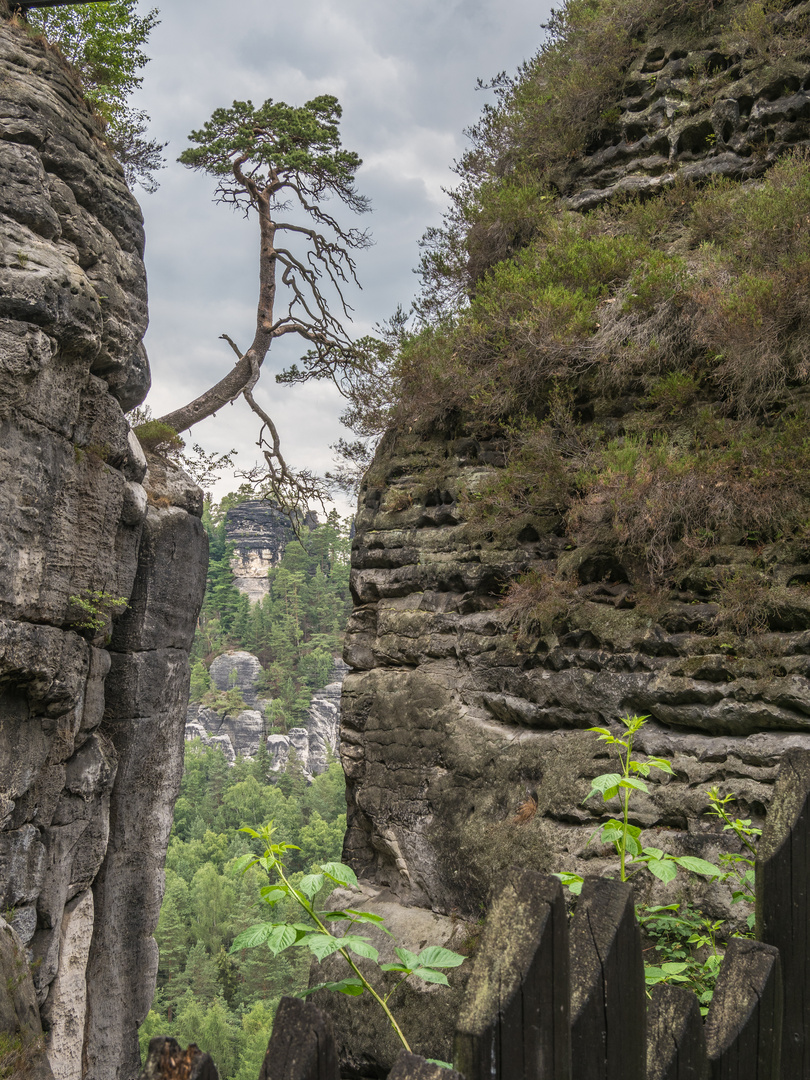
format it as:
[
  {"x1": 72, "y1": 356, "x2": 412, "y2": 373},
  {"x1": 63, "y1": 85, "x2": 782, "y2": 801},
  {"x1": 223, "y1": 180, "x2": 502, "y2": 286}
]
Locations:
[
  {"x1": 336, "y1": 27, "x2": 810, "y2": 1074},
  {"x1": 0, "y1": 15, "x2": 207, "y2": 1079}
]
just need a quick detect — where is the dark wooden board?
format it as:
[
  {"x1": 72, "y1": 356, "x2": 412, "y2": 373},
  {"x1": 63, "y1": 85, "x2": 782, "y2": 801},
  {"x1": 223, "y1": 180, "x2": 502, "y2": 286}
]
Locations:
[
  {"x1": 569, "y1": 877, "x2": 645, "y2": 1080},
  {"x1": 756, "y1": 748, "x2": 810, "y2": 1079},
  {"x1": 454, "y1": 868, "x2": 571, "y2": 1080},
  {"x1": 704, "y1": 939, "x2": 782, "y2": 1080},
  {"x1": 259, "y1": 997, "x2": 339, "y2": 1080},
  {"x1": 646, "y1": 984, "x2": 708, "y2": 1080}
]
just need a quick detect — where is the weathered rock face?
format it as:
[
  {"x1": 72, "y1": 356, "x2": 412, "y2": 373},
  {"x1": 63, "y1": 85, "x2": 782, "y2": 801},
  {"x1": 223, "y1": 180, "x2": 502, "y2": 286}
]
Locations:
[
  {"x1": 0, "y1": 15, "x2": 207, "y2": 1080},
  {"x1": 186, "y1": 655, "x2": 347, "y2": 777},
  {"x1": 561, "y1": 25, "x2": 810, "y2": 210},
  {"x1": 224, "y1": 500, "x2": 299, "y2": 601},
  {"x1": 209, "y1": 649, "x2": 263, "y2": 708},
  {"x1": 342, "y1": 430, "x2": 810, "y2": 918},
  {"x1": 338, "y1": 12, "x2": 810, "y2": 954}
]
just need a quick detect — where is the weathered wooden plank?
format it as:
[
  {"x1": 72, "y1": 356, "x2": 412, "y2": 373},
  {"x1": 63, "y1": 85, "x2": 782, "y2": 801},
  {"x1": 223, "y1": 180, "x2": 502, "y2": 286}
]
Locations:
[
  {"x1": 138, "y1": 1036, "x2": 219, "y2": 1079},
  {"x1": 755, "y1": 748, "x2": 810, "y2": 1080},
  {"x1": 704, "y1": 938, "x2": 782, "y2": 1080},
  {"x1": 569, "y1": 877, "x2": 645, "y2": 1080},
  {"x1": 454, "y1": 868, "x2": 571, "y2": 1080},
  {"x1": 258, "y1": 997, "x2": 339, "y2": 1080},
  {"x1": 388, "y1": 1050, "x2": 466, "y2": 1079},
  {"x1": 646, "y1": 984, "x2": 708, "y2": 1080}
]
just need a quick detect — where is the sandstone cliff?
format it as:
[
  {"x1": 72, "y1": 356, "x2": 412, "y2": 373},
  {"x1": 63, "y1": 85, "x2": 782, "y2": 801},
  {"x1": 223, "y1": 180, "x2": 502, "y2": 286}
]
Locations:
[
  {"x1": 186, "y1": 653, "x2": 347, "y2": 776},
  {"x1": 0, "y1": 13, "x2": 207, "y2": 1079},
  {"x1": 226, "y1": 500, "x2": 306, "y2": 602},
  {"x1": 336, "y1": 4, "x2": 810, "y2": 1070}
]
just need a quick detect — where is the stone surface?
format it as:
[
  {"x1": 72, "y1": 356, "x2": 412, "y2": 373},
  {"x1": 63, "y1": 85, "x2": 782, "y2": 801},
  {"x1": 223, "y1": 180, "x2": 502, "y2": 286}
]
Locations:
[
  {"x1": 342, "y1": 432, "x2": 810, "y2": 925},
  {"x1": 187, "y1": 657, "x2": 346, "y2": 776},
  {"x1": 43, "y1": 890, "x2": 94, "y2": 1080},
  {"x1": 224, "y1": 500, "x2": 301, "y2": 601},
  {"x1": 0, "y1": 916, "x2": 54, "y2": 1079},
  {"x1": 0, "y1": 15, "x2": 207, "y2": 1080},
  {"x1": 310, "y1": 882, "x2": 473, "y2": 1075},
  {"x1": 209, "y1": 650, "x2": 263, "y2": 708},
  {"x1": 559, "y1": 29, "x2": 810, "y2": 209}
]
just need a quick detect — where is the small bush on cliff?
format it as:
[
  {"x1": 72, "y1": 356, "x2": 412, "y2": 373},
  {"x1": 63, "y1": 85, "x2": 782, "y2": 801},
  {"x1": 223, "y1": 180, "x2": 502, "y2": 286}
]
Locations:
[{"x1": 24, "y1": 0, "x2": 165, "y2": 191}]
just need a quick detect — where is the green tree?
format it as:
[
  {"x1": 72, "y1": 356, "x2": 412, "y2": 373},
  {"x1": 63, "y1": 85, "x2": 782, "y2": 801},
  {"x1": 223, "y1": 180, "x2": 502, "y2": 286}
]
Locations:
[
  {"x1": 154, "y1": 872, "x2": 191, "y2": 990},
  {"x1": 189, "y1": 660, "x2": 212, "y2": 703},
  {"x1": 173, "y1": 946, "x2": 219, "y2": 1011},
  {"x1": 233, "y1": 1001, "x2": 277, "y2": 1080},
  {"x1": 199, "y1": 998, "x2": 239, "y2": 1078},
  {"x1": 156, "y1": 96, "x2": 371, "y2": 512},
  {"x1": 26, "y1": 1, "x2": 165, "y2": 191},
  {"x1": 189, "y1": 864, "x2": 235, "y2": 954},
  {"x1": 299, "y1": 811, "x2": 346, "y2": 868}
]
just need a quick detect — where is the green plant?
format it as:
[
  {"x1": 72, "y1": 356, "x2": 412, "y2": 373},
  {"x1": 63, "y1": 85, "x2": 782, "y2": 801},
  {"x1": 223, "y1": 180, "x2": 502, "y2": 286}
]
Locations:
[
  {"x1": 638, "y1": 903, "x2": 725, "y2": 1014},
  {"x1": 25, "y1": 0, "x2": 165, "y2": 191},
  {"x1": 133, "y1": 420, "x2": 184, "y2": 457},
  {"x1": 231, "y1": 824, "x2": 466, "y2": 1061},
  {"x1": 68, "y1": 589, "x2": 128, "y2": 633},
  {"x1": 557, "y1": 715, "x2": 724, "y2": 891},
  {"x1": 706, "y1": 786, "x2": 760, "y2": 925}
]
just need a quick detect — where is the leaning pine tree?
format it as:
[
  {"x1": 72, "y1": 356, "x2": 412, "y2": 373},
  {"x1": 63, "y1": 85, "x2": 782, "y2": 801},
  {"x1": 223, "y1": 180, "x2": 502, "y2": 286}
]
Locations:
[{"x1": 156, "y1": 96, "x2": 372, "y2": 512}]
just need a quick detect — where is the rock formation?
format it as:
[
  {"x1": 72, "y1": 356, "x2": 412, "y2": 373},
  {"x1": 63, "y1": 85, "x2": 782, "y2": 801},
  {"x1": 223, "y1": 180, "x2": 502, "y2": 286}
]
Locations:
[
  {"x1": 225, "y1": 500, "x2": 301, "y2": 601},
  {"x1": 334, "y1": 9, "x2": 810, "y2": 1071},
  {"x1": 0, "y1": 13, "x2": 207, "y2": 1079},
  {"x1": 186, "y1": 655, "x2": 346, "y2": 777}
]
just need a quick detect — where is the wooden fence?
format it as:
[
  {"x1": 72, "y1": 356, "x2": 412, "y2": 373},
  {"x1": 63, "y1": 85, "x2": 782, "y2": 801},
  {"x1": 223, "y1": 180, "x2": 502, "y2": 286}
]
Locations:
[{"x1": 140, "y1": 748, "x2": 810, "y2": 1080}]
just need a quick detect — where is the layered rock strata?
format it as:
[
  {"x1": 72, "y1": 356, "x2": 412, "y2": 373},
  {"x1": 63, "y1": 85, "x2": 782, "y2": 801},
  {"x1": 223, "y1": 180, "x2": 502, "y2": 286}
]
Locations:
[
  {"x1": 0, "y1": 15, "x2": 207, "y2": 1079},
  {"x1": 185, "y1": 656, "x2": 347, "y2": 776},
  {"x1": 342, "y1": 432, "x2": 810, "y2": 919},
  {"x1": 560, "y1": 3, "x2": 810, "y2": 208},
  {"x1": 224, "y1": 500, "x2": 301, "y2": 601}
]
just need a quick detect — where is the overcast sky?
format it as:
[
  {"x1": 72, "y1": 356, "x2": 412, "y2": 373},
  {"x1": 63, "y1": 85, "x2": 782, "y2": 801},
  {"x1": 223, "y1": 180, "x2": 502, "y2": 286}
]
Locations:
[{"x1": 132, "y1": 0, "x2": 552, "y2": 509}]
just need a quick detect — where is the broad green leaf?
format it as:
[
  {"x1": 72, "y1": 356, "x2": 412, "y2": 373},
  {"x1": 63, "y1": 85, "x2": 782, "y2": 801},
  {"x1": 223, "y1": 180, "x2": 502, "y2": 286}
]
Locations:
[
  {"x1": 588, "y1": 727, "x2": 612, "y2": 737},
  {"x1": 618, "y1": 777, "x2": 649, "y2": 792},
  {"x1": 648, "y1": 757, "x2": 674, "y2": 774},
  {"x1": 395, "y1": 947, "x2": 421, "y2": 969},
  {"x1": 296, "y1": 933, "x2": 345, "y2": 961},
  {"x1": 345, "y1": 909, "x2": 386, "y2": 924},
  {"x1": 232, "y1": 853, "x2": 257, "y2": 873},
  {"x1": 625, "y1": 834, "x2": 642, "y2": 857},
  {"x1": 418, "y1": 946, "x2": 467, "y2": 968},
  {"x1": 674, "y1": 856, "x2": 724, "y2": 878},
  {"x1": 342, "y1": 936, "x2": 379, "y2": 962},
  {"x1": 601, "y1": 821, "x2": 624, "y2": 844},
  {"x1": 587, "y1": 773, "x2": 622, "y2": 797},
  {"x1": 425, "y1": 1062, "x2": 454, "y2": 1070},
  {"x1": 380, "y1": 963, "x2": 410, "y2": 973},
  {"x1": 642, "y1": 847, "x2": 664, "y2": 860},
  {"x1": 259, "y1": 886, "x2": 287, "y2": 905},
  {"x1": 298, "y1": 874, "x2": 326, "y2": 899},
  {"x1": 239, "y1": 826, "x2": 260, "y2": 839},
  {"x1": 552, "y1": 872, "x2": 584, "y2": 895},
  {"x1": 320, "y1": 862, "x2": 358, "y2": 888},
  {"x1": 412, "y1": 967, "x2": 450, "y2": 986},
  {"x1": 301, "y1": 978, "x2": 365, "y2": 997},
  {"x1": 231, "y1": 922, "x2": 278, "y2": 952},
  {"x1": 625, "y1": 824, "x2": 642, "y2": 839},
  {"x1": 647, "y1": 859, "x2": 678, "y2": 884},
  {"x1": 266, "y1": 924, "x2": 298, "y2": 957}
]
